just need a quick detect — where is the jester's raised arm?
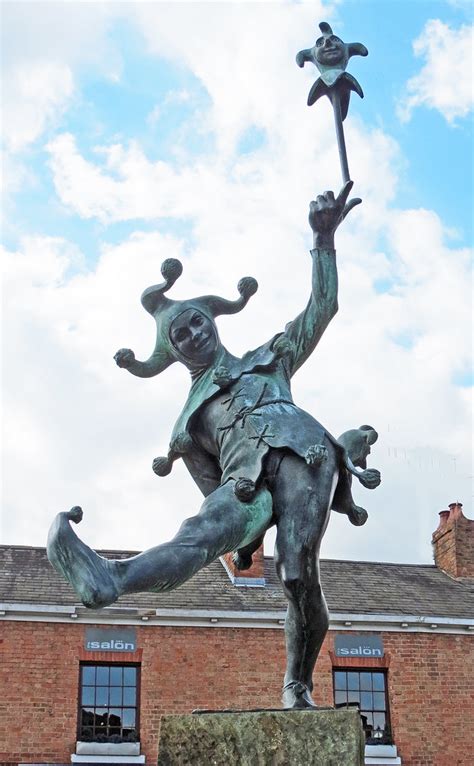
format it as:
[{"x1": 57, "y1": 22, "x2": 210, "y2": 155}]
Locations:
[
  {"x1": 114, "y1": 182, "x2": 360, "y2": 383},
  {"x1": 279, "y1": 180, "x2": 361, "y2": 375}
]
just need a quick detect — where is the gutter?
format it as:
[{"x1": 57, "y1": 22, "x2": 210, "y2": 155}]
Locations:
[{"x1": 1, "y1": 603, "x2": 473, "y2": 634}]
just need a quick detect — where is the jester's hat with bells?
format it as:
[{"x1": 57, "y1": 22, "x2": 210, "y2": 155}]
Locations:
[{"x1": 141, "y1": 257, "x2": 258, "y2": 476}]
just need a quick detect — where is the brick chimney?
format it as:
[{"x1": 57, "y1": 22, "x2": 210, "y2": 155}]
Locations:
[
  {"x1": 221, "y1": 544, "x2": 265, "y2": 586},
  {"x1": 432, "y1": 502, "x2": 474, "y2": 578}
]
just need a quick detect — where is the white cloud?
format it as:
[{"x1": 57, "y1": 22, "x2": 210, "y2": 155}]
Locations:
[
  {"x1": 1, "y1": 232, "x2": 194, "y2": 546},
  {"x1": 3, "y1": 62, "x2": 74, "y2": 153},
  {"x1": 47, "y1": 133, "x2": 200, "y2": 223},
  {"x1": 0, "y1": 0, "x2": 123, "y2": 196},
  {"x1": 398, "y1": 20, "x2": 474, "y2": 124},
  {"x1": 1, "y1": 2, "x2": 472, "y2": 568},
  {"x1": 0, "y1": 150, "x2": 35, "y2": 213},
  {"x1": 1, "y1": 2, "x2": 122, "y2": 78},
  {"x1": 2, "y1": 199, "x2": 471, "y2": 562}
]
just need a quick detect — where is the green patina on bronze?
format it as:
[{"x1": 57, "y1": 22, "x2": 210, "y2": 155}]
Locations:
[
  {"x1": 47, "y1": 21, "x2": 381, "y2": 713},
  {"x1": 297, "y1": 21, "x2": 368, "y2": 184}
]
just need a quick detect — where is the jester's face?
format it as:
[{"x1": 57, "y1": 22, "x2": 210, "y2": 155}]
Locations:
[
  {"x1": 169, "y1": 309, "x2": 219, "y2": 366},
  {"x1": 315, "y1": 33, "x2": 346, "y2": 67}
]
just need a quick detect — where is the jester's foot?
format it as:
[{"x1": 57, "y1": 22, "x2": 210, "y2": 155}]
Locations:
[
  {"x1": 282, "y1": 681, "x2": 317, "y2": 710},
  {"x1": 47, "y1": 507, "x2": 120, "y2": 609}
]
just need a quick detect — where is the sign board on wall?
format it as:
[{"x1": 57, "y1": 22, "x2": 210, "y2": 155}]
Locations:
[
  {"x1": 84, "y1": 627, "x2": 137, "y2": 652},
  {"x1": 334, "y1": 634, "x2": 384, "y2": 658}
]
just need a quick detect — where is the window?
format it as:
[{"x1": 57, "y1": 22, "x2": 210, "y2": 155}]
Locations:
[
  {"x1": 333, "y1": 669, "x2": 392, "y2": 744},
  {"x1": 79, "y1": 664, "x2": 139, "y2": 744}
]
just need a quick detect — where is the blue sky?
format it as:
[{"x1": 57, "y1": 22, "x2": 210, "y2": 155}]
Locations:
[
  {"x1": 2, "y1": 1, "x2": 473, "y2": 563},
  {"x1": 4, "y1": 1, "x2": 472, "y2": 253},
  {"x1": 3, "y1": 20, "x2": 212, "y2": 259},
  {"x1": 337, "y1": 0, "x2": 472, "y2": 242}
]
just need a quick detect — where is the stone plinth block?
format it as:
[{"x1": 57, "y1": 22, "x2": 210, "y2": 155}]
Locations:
[{"x1": 158, "y1": 707, "x2": 364, "y2": 765}]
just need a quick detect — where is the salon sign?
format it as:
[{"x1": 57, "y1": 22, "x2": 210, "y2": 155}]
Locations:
[
  {"x1": 84, "y1": 627, "x2": 137, "y2": 652},
  {"x1": 334, "y1": 634, "x2": 384, "y2": 658}
]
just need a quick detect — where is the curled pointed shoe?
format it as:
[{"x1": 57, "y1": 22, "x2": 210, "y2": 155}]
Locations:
[
  {"x1": 47, "y1": 507, "x2": 119, "y2": 609},
  {"x1": 282, "y1": 681, "x2": 317, "y2": 709}
]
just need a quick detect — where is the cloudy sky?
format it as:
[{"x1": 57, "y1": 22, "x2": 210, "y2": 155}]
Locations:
[{"x1": 2, "y1": 1, "x2": 472, "y2": 568}]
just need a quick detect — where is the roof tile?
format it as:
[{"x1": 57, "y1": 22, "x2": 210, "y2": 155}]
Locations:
[{"x1": 1, "y1": 546, "x2": 473, "y2": 619}]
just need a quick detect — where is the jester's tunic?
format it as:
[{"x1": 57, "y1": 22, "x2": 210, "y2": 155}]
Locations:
[
  {"x1": 196, "y1": 367, "x2": 328, "y2": 485},
  {"x1": 166, "y1": 248, "x2": 344, "y2": 499}
]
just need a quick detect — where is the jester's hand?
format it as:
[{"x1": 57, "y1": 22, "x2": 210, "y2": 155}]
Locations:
[
  {"x1": 114, "y1": 348, "x2": 136, "y2": 369},
  {"x1": 309, "y1": 180, "x2": 361, "y2": 249}
]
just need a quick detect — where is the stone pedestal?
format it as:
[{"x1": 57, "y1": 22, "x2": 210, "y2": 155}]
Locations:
[{"x1": 157, "y1": 707, "x2": 364, "y2": 765}]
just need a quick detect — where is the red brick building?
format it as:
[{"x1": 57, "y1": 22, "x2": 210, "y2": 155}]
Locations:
[{"x1": 1, "y1": 502, "x2": 473, "y2": 766}]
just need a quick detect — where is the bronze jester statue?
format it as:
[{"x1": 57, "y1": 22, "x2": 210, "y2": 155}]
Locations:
[{"x1": 48, "y1": 181, "x2": 381, "y2": 709}]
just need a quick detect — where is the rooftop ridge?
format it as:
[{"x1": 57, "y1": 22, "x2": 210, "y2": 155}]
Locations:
[
  {"x1": 318, "y1": 558, "x2": 438, "y2": 569},
  {"x1": 0, "y1": 544, "x2": 438, "y2": 569}
]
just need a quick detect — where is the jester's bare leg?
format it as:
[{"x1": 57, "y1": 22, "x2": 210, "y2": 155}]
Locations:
[
  {"x1": 271, "y1": 443, "x2": 338, "y2": 709},
  {"x1": 47, "y1": 482, "x2": 272, "y2": 609}
]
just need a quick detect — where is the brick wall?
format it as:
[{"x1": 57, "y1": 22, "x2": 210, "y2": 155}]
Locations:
[
  {"x1": 1, "y1": 620, "x2": 473, "y2": 765},
  {"x1": 327, "y1": 631, "x2": 474, "y2": 766},
  {"x1": 0, "y1": 620, "x2": 287, "y2": 764}
]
